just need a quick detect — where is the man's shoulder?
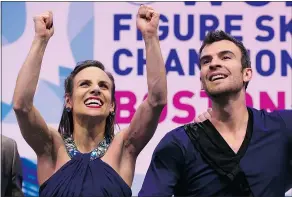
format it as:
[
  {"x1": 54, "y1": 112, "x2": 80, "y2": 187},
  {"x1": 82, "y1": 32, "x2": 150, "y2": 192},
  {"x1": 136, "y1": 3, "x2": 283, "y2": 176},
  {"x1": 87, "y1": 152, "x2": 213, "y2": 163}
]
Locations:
[
  {"x1": 249, "y1": 107, "x2": 291, "y2": 121},
  {"x1": 157, "y1": 125, "x2": 194, "y2": 150},
  {"x1": 249, "y1": 107, "x2": 292, "y2": 132},
  {"x1": 164, "y1": 125, "x2": 188, "y2": 140}
]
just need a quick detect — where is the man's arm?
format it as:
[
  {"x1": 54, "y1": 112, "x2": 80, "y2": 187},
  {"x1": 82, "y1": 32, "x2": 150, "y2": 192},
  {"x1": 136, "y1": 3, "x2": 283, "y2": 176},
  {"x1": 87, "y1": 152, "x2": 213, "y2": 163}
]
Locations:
[
  {"x1": 276, "y1": 109, "x2": 292, "y2": 190},
  {"x1": 277, "y1": 110, "x2": 292, "y2": 131},
  {"x1": 138, "y1": 132, "x2": 185, "y2": 196},
  {"x1": 275, "y1": 109, "x2": 292, "y2": 145}
]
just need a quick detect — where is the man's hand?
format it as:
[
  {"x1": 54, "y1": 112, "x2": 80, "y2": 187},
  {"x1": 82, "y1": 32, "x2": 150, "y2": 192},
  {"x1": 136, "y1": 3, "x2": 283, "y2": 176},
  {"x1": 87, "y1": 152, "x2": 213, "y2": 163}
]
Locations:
[{"x1": 194, "y1": 108, "x2": 212, "y2": 123}]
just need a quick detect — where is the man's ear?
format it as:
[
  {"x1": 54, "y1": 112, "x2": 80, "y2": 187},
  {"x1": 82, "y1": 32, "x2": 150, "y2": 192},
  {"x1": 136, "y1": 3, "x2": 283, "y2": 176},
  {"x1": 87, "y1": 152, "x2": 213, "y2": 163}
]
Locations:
[{"x1": 243, "y1": 68, "x2": 252, "y2": 84}]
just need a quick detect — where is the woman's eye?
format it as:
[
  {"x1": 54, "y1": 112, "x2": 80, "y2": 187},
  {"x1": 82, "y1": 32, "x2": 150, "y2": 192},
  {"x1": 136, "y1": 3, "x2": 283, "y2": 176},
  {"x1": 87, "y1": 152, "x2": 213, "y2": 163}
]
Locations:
[
  {"x1": 100, "y1": 84, "x2": 108, "y2": 89},
  {"x1": 80, "y1": 82, "x2": 89, "y2": 87}
]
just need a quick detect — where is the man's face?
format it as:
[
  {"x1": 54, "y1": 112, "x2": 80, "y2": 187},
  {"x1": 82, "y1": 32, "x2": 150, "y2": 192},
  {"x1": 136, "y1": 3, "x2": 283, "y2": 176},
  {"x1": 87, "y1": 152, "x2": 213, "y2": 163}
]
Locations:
[{"x1": 200, "y1": 40, "x2": 252, "y2": 97}]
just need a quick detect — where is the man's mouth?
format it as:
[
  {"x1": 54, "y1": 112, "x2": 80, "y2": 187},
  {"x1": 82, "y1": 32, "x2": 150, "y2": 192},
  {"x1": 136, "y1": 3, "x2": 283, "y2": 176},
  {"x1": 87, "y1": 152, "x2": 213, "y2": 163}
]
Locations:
[{"x1": 209, "y1": 74, "x2": 228, "y2": 81}]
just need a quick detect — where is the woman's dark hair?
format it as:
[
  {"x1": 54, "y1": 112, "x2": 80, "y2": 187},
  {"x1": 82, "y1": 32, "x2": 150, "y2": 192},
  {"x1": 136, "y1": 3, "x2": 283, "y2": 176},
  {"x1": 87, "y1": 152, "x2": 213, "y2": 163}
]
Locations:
[{"x1": 58, "y1": 60, "x2": 116, "y2": 140}]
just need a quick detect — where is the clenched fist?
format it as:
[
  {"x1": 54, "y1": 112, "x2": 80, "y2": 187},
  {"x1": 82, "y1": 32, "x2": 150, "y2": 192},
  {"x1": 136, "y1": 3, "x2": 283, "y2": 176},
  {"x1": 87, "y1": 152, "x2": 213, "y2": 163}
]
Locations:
[
  {"x1": 33, "y1": 11, "x2": 54, "y2": 41},
  {"x1": 136, "y1": 5, "x2": 160, "y2": 40}
]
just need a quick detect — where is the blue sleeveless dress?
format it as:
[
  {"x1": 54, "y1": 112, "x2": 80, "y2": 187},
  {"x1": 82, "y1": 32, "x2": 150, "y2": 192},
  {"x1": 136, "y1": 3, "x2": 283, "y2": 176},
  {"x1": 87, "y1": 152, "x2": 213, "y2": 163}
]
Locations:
[{"x1": 39, "y1": 136, "x2": 132, "y2": 197}]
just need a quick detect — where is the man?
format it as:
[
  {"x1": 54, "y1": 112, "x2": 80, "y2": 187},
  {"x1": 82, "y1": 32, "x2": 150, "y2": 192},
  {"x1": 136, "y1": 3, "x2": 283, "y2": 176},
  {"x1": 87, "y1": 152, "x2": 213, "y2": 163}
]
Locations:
[
  {"x1": 1, "y1": 135, "x2": 24, "y2": 197},
  {"x1": 139, "y1": 30, "x2": 292, "y2": 197}
]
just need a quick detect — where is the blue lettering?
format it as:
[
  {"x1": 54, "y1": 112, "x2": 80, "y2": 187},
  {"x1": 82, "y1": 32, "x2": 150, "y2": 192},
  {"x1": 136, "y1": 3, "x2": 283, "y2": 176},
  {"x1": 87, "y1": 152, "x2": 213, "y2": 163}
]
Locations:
[
  {"x1": 225, "y1": 15, "x2": 243, "y2": 41},
  {"x1": 245, "y1": 2, "x2": 270, "y2": 6},
  {"x1": 159, "y1": 14, "x2": 169, "y2": 41},
  {"x1": 114, "y1": 14, "x2": 131, "y2": 41},
  {"x1": 184, "y1": 1, "x2": 222, "y2": 6},
  {"x1": 113, "y1": 49, "x2": 133, "y2": 75},
  {"x1": 137, "y1": 49, "x2": 146, "y2": 75},
  {"x1": 174, "y1": 14, "x2": 194, "y2": 41},
  {"x1": 281, "y1": 50, "x2": 292, "y2": 76},
  {"x1": 165, "y1": 49, "x2": 185, "y2": 75},
  {"x1": 256, "y1": 50, "x2": 275, "y2": 76},
  {"x1": 200, "y1": 15, "x2": 219, "y2": 40},
  {"x1": 189, "y1": 49, "x2": 200, "y2": 75},
  {"x1": 280, "y1": 16, "x2": 292, "y2": 42},
  {"x1": 256, "y1": 15, "x2": 274, "y2": 42},
  {"x1": 184, "y1": 1, "x2": 290, "y2": 7},
  {"x1": 137, "y1": 28, "x2": 143, "y2": 41}
]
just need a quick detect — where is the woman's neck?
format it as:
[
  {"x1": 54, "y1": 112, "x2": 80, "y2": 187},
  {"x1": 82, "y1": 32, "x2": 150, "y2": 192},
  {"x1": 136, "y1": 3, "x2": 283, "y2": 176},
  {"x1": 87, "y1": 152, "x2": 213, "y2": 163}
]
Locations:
[{"x1": 72, "y1": 115, "x2": 107, "y2": 153}]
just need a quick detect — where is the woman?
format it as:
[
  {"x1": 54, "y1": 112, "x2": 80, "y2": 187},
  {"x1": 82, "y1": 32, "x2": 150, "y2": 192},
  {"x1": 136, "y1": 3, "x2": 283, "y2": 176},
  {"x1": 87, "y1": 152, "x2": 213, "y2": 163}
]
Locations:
[{"x1": 13, "y1": 5, "x2": 167, "y2": 197}]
